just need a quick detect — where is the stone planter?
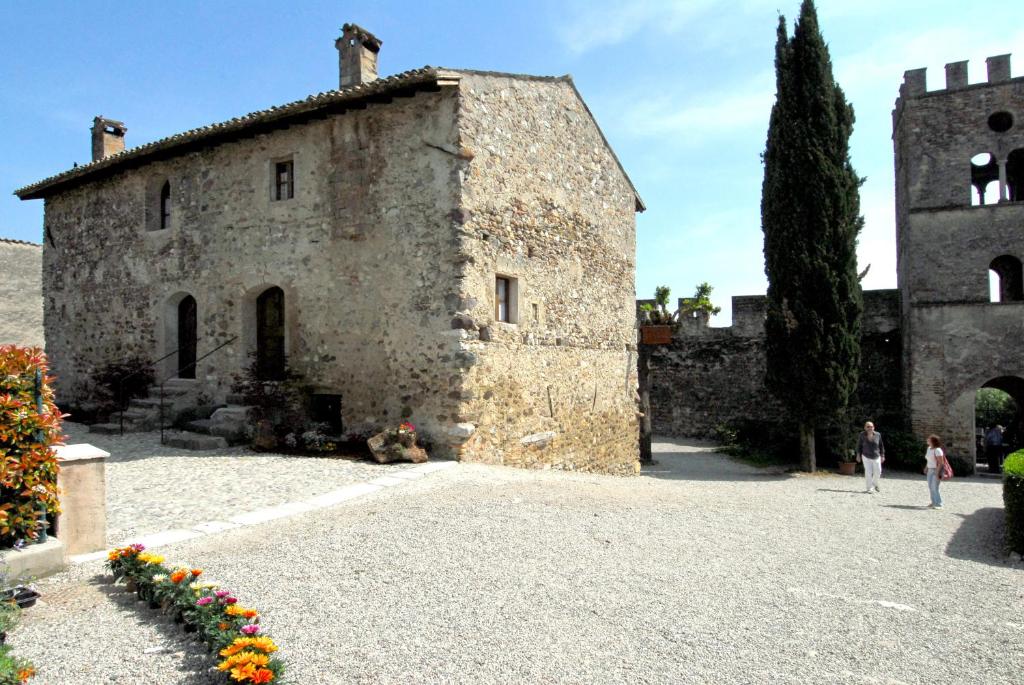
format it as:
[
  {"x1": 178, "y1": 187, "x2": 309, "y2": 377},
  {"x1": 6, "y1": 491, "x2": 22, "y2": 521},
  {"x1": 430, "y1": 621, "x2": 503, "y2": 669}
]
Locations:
[
  {"x1": 838, "y1": 461, "x2": 857, "y2": 476},
  {"x1": 639, "y1": 325, "x2": 673, "y2": 345}
]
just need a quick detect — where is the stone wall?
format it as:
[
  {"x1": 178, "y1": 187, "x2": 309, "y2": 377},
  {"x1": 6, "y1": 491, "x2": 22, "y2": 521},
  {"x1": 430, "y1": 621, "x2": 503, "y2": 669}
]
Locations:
[
  {"x1": 451, "y1": 73, "x2": 640, "y2": 474},
  {"x1": 42, "y1": 88, "x2": 467, "y2": 444},
  {"x1": 647, "y1": 289, "x2": 902, "y2": 439},
  {"x1": 0, "y1": 239, "x2": 44, "y2": 347}
]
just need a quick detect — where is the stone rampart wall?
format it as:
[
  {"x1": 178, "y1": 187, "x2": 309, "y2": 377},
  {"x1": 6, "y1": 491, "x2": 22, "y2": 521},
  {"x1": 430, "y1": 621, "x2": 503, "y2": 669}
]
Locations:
[{"x1": 648, "y1": 289, "x2": 902, "y2": 438}]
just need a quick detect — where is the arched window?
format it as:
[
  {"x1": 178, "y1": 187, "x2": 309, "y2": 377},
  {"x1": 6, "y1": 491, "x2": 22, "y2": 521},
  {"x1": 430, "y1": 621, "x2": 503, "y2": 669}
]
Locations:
[
  {"x1": 1007, "y1": 149, "x2": 1024, "y2": 202},
  {"x1": 989, "y1": 255, "x2": 1023, "y2": 302},
  {"x1": 971, "y1": 153, "x2": 1000, "y2": 205},
  {"x1": 160, "y1": 181, "x2": 171, "y2": 229},
  {"x1": 256, "y1": 287, "x2": 286, "y2": 380}
]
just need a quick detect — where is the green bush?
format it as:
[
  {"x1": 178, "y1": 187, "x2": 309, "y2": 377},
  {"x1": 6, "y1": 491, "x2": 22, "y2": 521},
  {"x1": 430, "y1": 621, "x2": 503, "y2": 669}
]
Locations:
[
  {"x1": 1004, "y1": 449, "x2": 1024, "y2": 555},
  {"x1": 714, "y1": 419, "x2": 798, "y2": 467},
  {"x1": 879, "y1": 429, "x2": 925, "y2": 472}
]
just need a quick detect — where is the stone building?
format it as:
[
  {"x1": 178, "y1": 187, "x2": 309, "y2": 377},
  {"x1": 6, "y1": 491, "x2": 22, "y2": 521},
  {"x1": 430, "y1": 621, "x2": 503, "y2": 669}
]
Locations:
[
  {"x1": 14, "y1": 24, "x2": 644, "y2": 474},
  {"x1": 645, "y1": 53, "x2": 1023, "y2": 470},
  {"x1": 0, "y1": 238, "x2": 44, "y2": 347},
  {"x1": 895, "y1": 54, "x2": 1024, "y2": 461}
]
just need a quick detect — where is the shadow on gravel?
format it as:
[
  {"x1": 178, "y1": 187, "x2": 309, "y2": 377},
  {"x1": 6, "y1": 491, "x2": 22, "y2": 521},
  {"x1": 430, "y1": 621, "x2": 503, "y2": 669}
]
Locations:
[
  {"x1": 645, "y1": 438, "x2": 793, "y2": 482},
  {"x1": 817, "y1": 488, "x2": 868, "y2": 495},
  {"x1": 91, "y1": 574, "x2": 221, "y2": 684},
  {"x1": 945, "y1": 507, "x2": 1009, "y2": 567},
  {"x1": 883, "y1": 504, "x2": 931, "y2": 510}
]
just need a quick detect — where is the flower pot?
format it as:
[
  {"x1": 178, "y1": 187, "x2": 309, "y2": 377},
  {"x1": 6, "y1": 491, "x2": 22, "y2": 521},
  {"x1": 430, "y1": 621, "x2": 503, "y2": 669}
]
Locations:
[
  {"x1": 1, "y1": 586, "x2": 40, "y2": 609},
  {"x1": 838, "y1": 461, "x2": 857, "y2": 476},
  {"x1": 639, "y1": 325, "x2": 673, "y2": 345},
  {"x1": 125, "y1": 579, "x2": 138, "y2": 593}
]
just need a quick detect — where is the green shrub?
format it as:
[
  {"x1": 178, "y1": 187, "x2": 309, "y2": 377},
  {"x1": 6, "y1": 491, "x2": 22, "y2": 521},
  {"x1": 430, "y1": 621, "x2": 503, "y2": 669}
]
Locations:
[
  {"x1": 1004, "y1": 450, "x2": 1024, "y2": 555},
  {"x1": 715, "y1": 419, "x2": 798, "y2": 466},
  {"x1": 880, "y1": 429, "x2": 925, "y2": 472},
  {"x1": 0, "y1": 346, "x2": 63, "y2": 548}
]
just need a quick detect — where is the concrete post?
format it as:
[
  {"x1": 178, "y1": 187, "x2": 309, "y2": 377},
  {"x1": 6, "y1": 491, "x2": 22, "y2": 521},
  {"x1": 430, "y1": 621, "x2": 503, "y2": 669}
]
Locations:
[{"x1": 55, "y1": 444, "x2": 110, "y2": 555}]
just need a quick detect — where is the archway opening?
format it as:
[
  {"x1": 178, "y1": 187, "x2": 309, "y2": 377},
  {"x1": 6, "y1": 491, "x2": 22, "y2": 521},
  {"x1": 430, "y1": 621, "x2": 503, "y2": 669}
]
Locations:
[
  {"x1": 256, "y1": 286, "x2": 286, "y2": 381},
  {"x1": 975, "y1": 377, "x2": 1024, "y2": 473},
  {"x1": 1007, "y1": 148, "x2": 1024, "y2": 202}
]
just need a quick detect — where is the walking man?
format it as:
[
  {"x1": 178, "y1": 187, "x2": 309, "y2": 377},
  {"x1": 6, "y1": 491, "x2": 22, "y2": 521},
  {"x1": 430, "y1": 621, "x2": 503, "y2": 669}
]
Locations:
[{"x1": 857, "y1": 421, "x2": 885, "y2": 493}]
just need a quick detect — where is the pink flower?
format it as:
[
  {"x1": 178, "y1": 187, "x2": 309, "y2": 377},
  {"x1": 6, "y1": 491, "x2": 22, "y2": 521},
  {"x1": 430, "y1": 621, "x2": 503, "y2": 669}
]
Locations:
[
  {"x1": 196, "y1": 597, "x2": 214, "y2": 606},
  {"x1": 240, "y1": 624, "x2": 261, "y2": 635},
  {"x1": 224, "y1": 596, "x2": 238, "y2": 604},
  {"x1": 215, "y1": 590, "x2": 231, "y2": 598}
]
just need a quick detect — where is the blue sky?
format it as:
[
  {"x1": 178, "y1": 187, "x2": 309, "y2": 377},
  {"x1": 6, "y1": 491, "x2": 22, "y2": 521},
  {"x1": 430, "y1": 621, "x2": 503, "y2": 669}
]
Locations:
[{"x1": 2, "y1": 0, "x2": 1022, "y2": 323}]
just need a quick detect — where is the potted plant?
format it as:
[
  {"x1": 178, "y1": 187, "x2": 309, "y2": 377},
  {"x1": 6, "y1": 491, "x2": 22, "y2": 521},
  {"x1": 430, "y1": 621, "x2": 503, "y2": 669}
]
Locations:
[
  {"x1": 639, "y1": 286, "x2": 675, "y2": 345},
  {"x1": 837, "y1": 449, "x2": 857, "y2": 475}
]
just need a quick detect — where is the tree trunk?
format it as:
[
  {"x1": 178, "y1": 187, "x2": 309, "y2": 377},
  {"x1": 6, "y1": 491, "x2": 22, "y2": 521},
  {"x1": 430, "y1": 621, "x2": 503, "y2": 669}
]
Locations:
[
  {"x1": 638, "y1": 345, "x2": 653, "y2": 464},
  {"x1": 799, "y1": 421, "x2": 816, "y2": 472}
]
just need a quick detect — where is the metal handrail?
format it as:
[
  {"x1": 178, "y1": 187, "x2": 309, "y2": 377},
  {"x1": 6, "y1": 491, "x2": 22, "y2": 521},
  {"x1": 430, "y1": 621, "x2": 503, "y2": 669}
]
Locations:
[
  {"x1": 158, "y1": 336, "x2": 239, "y2": 445},
  {"x1": 117, "y1": 339, "x2": 205, "y2": 434}
]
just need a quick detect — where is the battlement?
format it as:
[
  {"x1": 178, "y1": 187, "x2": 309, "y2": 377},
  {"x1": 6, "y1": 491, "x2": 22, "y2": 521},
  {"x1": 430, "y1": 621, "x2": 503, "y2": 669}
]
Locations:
[{"x1": 899, "y1": 54, "x2": 1015, "y2": 99}]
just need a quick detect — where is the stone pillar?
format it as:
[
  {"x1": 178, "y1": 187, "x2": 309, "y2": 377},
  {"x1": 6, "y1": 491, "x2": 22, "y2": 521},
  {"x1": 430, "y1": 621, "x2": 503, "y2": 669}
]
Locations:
[{"x1": 55, "y1": 443, "x2": 109, "y2": 555}]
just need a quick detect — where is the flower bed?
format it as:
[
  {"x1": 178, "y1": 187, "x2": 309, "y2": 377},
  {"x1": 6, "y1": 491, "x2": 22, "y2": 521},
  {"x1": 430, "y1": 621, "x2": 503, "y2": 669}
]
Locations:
[
  {"x1": 106, "y1": 545, "x2": 285, "y2": 683},
  {"x1": 0, "y1": 582, "x2": 34, "y2": 684}
]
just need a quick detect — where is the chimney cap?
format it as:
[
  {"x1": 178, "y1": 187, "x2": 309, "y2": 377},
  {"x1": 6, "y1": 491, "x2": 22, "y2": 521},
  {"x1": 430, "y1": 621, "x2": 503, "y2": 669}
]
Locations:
[
  {"x1": 92, "y1": 115, "x2": 127, "y2": 134},
  {"x1": 340, "y1": 23, "x2": 382, "y2": 53}
]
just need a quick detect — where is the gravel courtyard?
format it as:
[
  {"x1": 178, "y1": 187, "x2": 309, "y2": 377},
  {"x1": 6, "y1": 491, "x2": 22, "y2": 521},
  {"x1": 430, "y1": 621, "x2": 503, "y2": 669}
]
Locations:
[{"x1": 12, "y1": 438, "x2": 1024, "y2": 684}]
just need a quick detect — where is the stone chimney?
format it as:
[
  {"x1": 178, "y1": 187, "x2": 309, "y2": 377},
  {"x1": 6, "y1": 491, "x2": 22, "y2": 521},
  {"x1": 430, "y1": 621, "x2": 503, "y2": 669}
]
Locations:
[
  {"x1": 91, "y1": 116, "x2": 127, "y2": 161},
  {"x1": 335, "y1": 23, "x2": 382, "y2": 89}
]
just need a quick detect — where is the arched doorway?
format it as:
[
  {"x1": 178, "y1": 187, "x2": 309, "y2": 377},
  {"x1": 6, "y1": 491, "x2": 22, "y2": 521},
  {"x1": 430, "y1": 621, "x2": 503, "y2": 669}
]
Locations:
[
  {"x1": 256, "y1": 286, "x2": 286, "y2": 380},
  {"x1": 974, "y1": 376, "x2": 1024, "y2": 473},
  {"x1": 177, "y1": 295, "x2": 198, "y2": 378}
]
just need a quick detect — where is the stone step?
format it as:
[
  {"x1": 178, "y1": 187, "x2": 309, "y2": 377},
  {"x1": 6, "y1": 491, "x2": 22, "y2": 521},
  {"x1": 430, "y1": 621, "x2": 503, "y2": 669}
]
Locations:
[
  {"x1": 88, "y1": 423, "x2": 123, "y2": 435},
  {"x1": 225, "y1": 393, "x2": 247, "y2": 405},
  {"x1": 129, "y1": 398, "x2": 166, "y2": 410},
  {"x1": 184, "y1": 419, "x2": 215, "y2": 435},
  {"x1": 165, "y1": 432, "x2": 229, "y2": 451},
  {"x1": 122, "y1": 409, "x2": 153, "y2": 420},
  {"x1": 149, "y1": 386, "x2": 191, "y2": 398}
]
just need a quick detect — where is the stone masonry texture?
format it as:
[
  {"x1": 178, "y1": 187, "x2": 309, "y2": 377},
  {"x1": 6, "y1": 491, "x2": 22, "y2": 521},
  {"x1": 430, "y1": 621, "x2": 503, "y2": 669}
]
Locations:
[
  {"x1": 25, "y1": 64, "x2": 641, "y2": 474},
  {"x1": 0, "y1": 238, "x2": 44, "y2": 347}
]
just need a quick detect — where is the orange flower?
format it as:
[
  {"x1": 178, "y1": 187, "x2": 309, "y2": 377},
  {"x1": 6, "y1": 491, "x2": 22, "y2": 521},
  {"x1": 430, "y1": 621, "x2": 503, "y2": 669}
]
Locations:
[
  {"x1": 191, "y1": 568, "x2": 202, "y2": 577},
  {"x1": 17, "y1": 666, "x2": 36, "y2": 682},
  {"x1": 170, "y1": 570, "x2": 187, "y2": 584},
  {"x1": 230, "y1": 662, "x2": 257, "y2": 682},
  {"x1": 243, "y1": 609, "x2": 258, "y2": 619},
  {"x1": 224, "y1": 604, "x2": 247, "y2": 617},
  {"x1": 218, "y1": 622, "x2": 230, "y2": 631},
  {"x1": 251, "y1": 668, "x2": 275, "y2": 683},
  {"x1": 249, "y1": 636, "x2": 278, "y2": 653}
]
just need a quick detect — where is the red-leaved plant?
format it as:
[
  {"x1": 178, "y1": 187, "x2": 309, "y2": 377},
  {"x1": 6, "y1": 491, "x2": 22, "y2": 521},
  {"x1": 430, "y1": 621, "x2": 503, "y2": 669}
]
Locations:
[{"x1": 0, "y1": 345, "x2": 64, "y2": 548}]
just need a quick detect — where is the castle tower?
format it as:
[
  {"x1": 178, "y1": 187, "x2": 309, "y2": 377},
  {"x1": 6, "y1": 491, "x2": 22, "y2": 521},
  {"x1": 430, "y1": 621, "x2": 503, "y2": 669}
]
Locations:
[{"x1": 893, "y1": 54, "x2": 1024, "y2": 469}]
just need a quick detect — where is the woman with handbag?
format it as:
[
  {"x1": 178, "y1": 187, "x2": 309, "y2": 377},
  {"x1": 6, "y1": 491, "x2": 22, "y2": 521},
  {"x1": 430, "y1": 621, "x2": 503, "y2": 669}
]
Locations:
[{"x1": 924, "y1": 434, "x2": 949, "y2": 509}]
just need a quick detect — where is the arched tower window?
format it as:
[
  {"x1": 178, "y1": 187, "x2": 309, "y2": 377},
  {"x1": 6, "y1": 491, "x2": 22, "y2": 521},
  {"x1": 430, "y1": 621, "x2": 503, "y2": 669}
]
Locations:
[
  {"x1": 989, "y1": 255, "x2": 1023, "y2": 303},
  {"x1": 1007, "y1": 149, "x2": 1024, "y2": 202},
  {"x1": 971, "y1": 153, "x2": 1000, "y2": 206},
  {"x1": 160, "y1": 181, "x2": 171, "y2": 229}
]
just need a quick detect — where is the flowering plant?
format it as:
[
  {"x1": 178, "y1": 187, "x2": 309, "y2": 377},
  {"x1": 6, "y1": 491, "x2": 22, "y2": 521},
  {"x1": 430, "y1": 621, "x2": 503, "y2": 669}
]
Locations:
[
  {"x1": 105, "y1": 546, "x2": 285, "y2": 683},
  {"x1": 397, "y1": 421, "x2": 416, "y2": 435}
]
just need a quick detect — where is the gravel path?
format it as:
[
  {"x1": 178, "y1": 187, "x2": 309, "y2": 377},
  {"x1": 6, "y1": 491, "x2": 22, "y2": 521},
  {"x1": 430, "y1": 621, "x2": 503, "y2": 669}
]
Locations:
[
  {"x1": 61, "y1": 422, "x2": 417, "y2": 544},
  {"x1": 12, "y1": 437, "x2": 1024, "y2": 684}
]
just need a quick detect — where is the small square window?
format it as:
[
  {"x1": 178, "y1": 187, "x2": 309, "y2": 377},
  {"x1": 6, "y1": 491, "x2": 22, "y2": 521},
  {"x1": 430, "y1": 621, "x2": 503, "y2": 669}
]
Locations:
[{"x1": 274, "y1": 160, "x2": 294, "y2": 201}]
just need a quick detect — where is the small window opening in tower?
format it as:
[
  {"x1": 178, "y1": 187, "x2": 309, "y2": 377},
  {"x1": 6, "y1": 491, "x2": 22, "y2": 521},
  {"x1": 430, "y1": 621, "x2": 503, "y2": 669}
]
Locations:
[
  {"x1": 1007, "y1": 149, "x2": 1024, "y2": 202},
  {"x1": 989, "y1": 255, "x2": 1023, "y2": 302},
  {"x1": 988, "y1": 111, "x2": 1014, "y2": 133},
  {"x1": 971, "y1": 152, "x2": 1000, "y2": 205}
]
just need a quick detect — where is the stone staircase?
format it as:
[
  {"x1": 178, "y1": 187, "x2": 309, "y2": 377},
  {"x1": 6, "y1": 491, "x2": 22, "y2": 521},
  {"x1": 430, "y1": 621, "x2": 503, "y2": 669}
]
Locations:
[{"x1": 88, "y1": 379, "x2": 197, "y2": 435}]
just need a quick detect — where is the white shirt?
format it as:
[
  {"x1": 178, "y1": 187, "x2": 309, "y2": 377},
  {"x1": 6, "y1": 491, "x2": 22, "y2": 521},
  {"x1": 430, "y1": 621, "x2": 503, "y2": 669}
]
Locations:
[{"x1": 926, "y1": 446, "x2": 944, "y2": 469}]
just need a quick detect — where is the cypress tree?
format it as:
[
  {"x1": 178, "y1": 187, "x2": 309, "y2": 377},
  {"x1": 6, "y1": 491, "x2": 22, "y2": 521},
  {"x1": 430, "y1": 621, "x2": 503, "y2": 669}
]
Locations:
[{"x1": 761, "y1": 0, "x2": 863, "y2": 472}]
